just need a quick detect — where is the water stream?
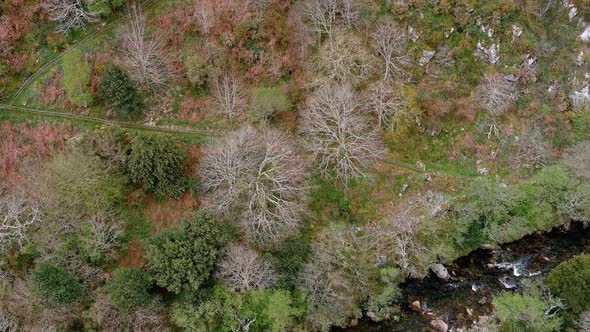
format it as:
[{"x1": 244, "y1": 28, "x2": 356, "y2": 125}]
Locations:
[{"x1": 339, "y1": 223, "x2": 590, "y2": 331}]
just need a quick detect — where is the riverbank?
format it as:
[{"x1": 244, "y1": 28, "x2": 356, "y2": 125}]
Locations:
[{"x1": 338, "y1": 223, "x2": 590, "y2": 331}]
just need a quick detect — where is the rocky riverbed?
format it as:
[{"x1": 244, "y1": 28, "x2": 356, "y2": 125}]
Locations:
[{"x1": 338, "y1": 223, "x2": 590, "y2": 331}]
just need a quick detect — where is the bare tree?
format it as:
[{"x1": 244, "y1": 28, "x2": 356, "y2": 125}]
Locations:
[
  {"x1": 370, "y1": 19, "x2": 411, "y2": 81},
  {"x1": 193, "y1": 0, "x2": 215, "y2": 35},
  {"x1": 211, "y1": 71, "x2": 246, "y2": 119},
  {"x1": 509, "y1": 128, "x2": 551, "y2": 171},
  {"x1": 365, "y1": 80, "x2": 408, "y2": 129},
  {"x1": 216, "y1": 243, "x2": 277, "y2": 291},
  {"x1": 479, "y1": 72, "x2": 519, "y2": 116},
  {"x1": 578, "y1": 311, "x2": 590, "y2": 332},
  {"x1": 300, "y1": 224, "x2": 376, "y2": 330},
  {"x1": 300, "y1": 83, "x2": 385, "y2": 181},
  {"x1": 369, "y1": 198, "x2": 430, "y2": 278},
  {"x1": 302, "y1": 0, "x2": 357, "y2": 40},
  {"x1": 311, "y1": 30, "x2": 376, "y2": 86},
  {"x1": 200, "y1": 126, "x2": 306, "y2": 245},
  {"x1": 79, "y1": 211, "x2": 123, "y2": 261},
  {"x1": 0, "y1": 187, "x2": 42, "y2": 253},
  {"x1": 120, "y1": 4, "x2": 169, "y2": 91},
  {"x1": 42, "y1": 0, "x2": 98, "y2": 33},
  {"x1": 562, "y1": 141, "x2": 590, "y2": 181},
  {"x1": 0, "y1": 312, "x2": 18, "y2": 332}
]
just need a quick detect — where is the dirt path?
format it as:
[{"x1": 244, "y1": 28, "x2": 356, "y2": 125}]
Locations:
[
  {"x1": 0, "y1": 104, "x2": 220, "y2": 136},
  {"x1": 10, "y1": 0, "x2": 159, "y2": 104}
]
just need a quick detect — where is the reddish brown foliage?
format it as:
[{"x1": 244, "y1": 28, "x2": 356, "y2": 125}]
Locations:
[
  {"x1": 156, "y1": 7, "x2": 193, "y2": 48},
  {"x1": 42, "y1": 73, "x2": 66, "y2": 105},
  {"x1": 145, "y1": 193, "x2": 199, "y2": 234},
  {"x1": 119, "y1": 238, "x2": 147, "y2": 269},
  {"x1": 0, "y1": 122, "x2": 74, "y2": 186},
  {"x1": 178, "y1": 94, "x2": 211, "y2": 123}
]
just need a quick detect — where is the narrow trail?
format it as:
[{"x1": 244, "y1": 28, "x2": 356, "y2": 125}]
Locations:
[
  {"x1": 0, "y1": 104, "x2": 220, "y2": 136},
  {"x1": 1, "y1": 103, "x2": 465, "y2": 175},
  {"x1": 10, "y1": 0, "x2": 159, "y2": 104}
]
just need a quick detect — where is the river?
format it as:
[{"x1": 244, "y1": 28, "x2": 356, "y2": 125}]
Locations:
[{"x1": 338, "y1": 223, "x2": 590, "y2": 331}]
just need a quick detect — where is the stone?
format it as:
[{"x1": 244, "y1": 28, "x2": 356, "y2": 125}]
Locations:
[
  {"x1": 430, "y1": 319, "x2": 449, "y2": 332},
  {"x1": 419, "y1": 50, "x2": 436, "y2": 66},
  {"x1": 366, "y1": 311, "x2": 377, "y2": 320},
  {"x1": 410, "y1": 300, "x2": 421, "y2": 312},
  {"x1": 431, "y1": 264, "x2": 450, "y2": 281}
]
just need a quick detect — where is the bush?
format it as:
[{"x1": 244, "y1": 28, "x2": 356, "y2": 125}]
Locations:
[
  {"x1": 493, "y1": 283, "x2": 562, "y2": 331},
  {"x1": 108, "y1": 268, "x2": 152, "y2": 309},
  {"x1": 275, "y1": 237, "x2": 311, "y2": 290},
  {"x1": 546, "y1": 254, "x2": 590, "y2": 313},
  {"x1": 88, "y1": 0, "x2": 124, "y2": 16},
  {"x1": 146, "y1": 212, "x2": 228, "y2": 293},
  {"x1": 63, "y1": 50, "x2": 92, "y2": 107},
  {"x1": 126, "y1": 133, "x2": 188, "y2": 198},
  {"x1": 171, "y1": 285, "x2": 302, "y2": 332},
  {"x1": 30, "y1": 264, "x2": 83, "y2": 304},
  {"x1": 249, "y1": 87, "x2": 291, "y2": 123},
  {"x1": 99, "y1": 65, "x2": 145, "y2": 118}
]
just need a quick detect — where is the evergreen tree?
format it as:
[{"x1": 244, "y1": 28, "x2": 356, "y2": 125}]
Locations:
[
  {"x1": 99, "y1": 64, "x2": 145, "y2": 118},
  {"x1": 126, "y1": 133, "x2": 187, "y2": 198}
]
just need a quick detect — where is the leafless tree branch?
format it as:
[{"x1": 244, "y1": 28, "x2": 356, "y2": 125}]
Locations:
[
  {"x1": 42, "y1": 0, "x2": 98, "y2": 33},
  {"x1": 211, "y1": 71, "x2": 247, "y2": 119},
  {"x1": 216, "y1": 243, "x2": 277, "y2": 291},
  {"x1": 370, "y1": 19, "x2": 411, "y2": 81},
  {"x1": 120, "y1": 3, "x2": 170, "y2": 91},
  {"x1": 200, "y1": 126, "x2": 306, "y2": 245},
  {"x1": 300, "y1": 83, "x2": 385, "y2": 181}
]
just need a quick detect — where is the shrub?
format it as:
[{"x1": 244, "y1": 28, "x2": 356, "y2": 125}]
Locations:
[
  {"x1": 546, "y1": 254, "x2": 590, "y2": 313},
  {"x1": 249, "y1": 87, "x2": 291, "y2": 123},
  {"x1": 108, "y1": 268, "x2": 152, "y2": 309},
  {"x1": 185, "y1": 45, "x2": 225, "y2": 88},
  {"x1": 275, "y1": 237, "x2": 311, "y2": 290},
  {"x1": 493, "y1": 283, "x2": 562, "y2": 331},
  {"x1": 88, "y1": 0, "x2": 124, "y2": 16},
  {"x1": 30, "y1": 264, "x2": 83, "y2": 304},
  {"x1": 171, "y1": 285, "x2": 301, "y2": 332},
  {"x1": 63, "y1": 50, "x2": 92, "y2": 107},
  {"x1": 146, "y1": 212, "x2": 228, "y2": 293},
  {"x1": 126, "y1": 133, "x2": 188, "y2": 198},
  {"x1": 99, "y1": 65, "x2": 145, "y2": 118}
]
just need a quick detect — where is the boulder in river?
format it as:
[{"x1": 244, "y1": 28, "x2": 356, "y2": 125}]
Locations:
[
  {"x1": 431, "y1": 264, "x2": 450, "y2": 281},
  {"x1": 430, "y1": 319, "x2": 449, "y2": 332}
]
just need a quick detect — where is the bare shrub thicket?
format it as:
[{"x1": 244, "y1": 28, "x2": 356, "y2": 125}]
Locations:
[
  {"x1": 211, "y1": 71, "x2": 247, "y2": 119},
  {"x1": 578, "y1": 311, "x2": 590, "y2": 332},
  {"x1": 216, "y1": 243, "x2": 277, "y2": 291},
  {"x1": 121, "y1": 4, "x2": 170, "y2": 91},
  {"x1": 42, "y1": 0, "x2": 98, "y2": 33},
  {"x1": 562, "y1": 140, "x2": 590, "y2": 181},
  {"x1": 300, "y1": 83, "x2": 385, "y2": 181},
  {"x1": 365, "y1": 80, "x2": 408, "y2": 129},
  {"x1": 311, "y1": 31, "x2": 375, "y2": 86},
  {"x1": 369, "y1": 192, "x2": 449, "y2": 278},
  {"x1": 192, "y1": 0, "x2": 215, "y2": 35},
  {"x1": 509, "y1": 128, "x2": 551, "y2": 171},
  {"x1": 480, "y1": 72, "x2": 519, "y2": 116},
  {"x1": 200, "y1": 126, "x2": 306, "y2": 245},
  {"x1": 301, "y1": 224, "x2": 376, "y2": 330},
  {"x1": 302, "y1": 0, "x2": 357, "y2": 40},
  {"x1": 0, "y1": 187, "x2": 42, "y2": 253},
  {"x1": 370, "y1": 19, "x2": 410, "y2": 81},
  {"x1": 90, "y1": 290, "x2": 171, "y2": 332}
]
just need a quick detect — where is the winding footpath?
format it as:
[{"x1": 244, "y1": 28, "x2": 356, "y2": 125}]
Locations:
[
  {"x1": 1, "y1": 0, "x2": 436, "y2": 175},
  {"x1": 10, "y1": 0, "x2": 159, "y2": 104}
]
